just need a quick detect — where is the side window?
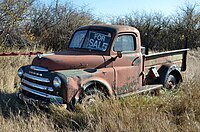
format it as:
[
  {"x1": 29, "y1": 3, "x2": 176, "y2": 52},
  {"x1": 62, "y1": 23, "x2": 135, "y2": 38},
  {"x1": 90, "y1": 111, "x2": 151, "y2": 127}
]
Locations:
[{"x1": 113, "y1": 35, "x2": 136, "y2": 52}]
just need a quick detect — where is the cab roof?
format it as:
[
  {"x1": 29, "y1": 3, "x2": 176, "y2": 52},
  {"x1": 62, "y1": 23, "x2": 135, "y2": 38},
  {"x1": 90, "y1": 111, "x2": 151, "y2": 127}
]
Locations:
[{"x1": 77, "y1": 24, "x2": 140, "y2": 35}]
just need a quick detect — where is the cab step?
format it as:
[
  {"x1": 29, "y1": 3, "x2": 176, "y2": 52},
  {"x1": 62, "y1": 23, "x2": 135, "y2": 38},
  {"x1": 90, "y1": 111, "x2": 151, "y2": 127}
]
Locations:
[
  {"x1": 118, "y1": 84, "x2": 163, "y2": 98},
  {"x1": 136, "y1": 84, "x2": 163, "y2": 94}
]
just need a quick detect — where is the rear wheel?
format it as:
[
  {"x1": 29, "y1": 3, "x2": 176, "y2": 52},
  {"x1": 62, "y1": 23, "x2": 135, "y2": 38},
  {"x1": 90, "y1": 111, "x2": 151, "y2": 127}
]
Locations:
[{"x1": 164, "y1": 74, "x2": 178, "y2": 89}]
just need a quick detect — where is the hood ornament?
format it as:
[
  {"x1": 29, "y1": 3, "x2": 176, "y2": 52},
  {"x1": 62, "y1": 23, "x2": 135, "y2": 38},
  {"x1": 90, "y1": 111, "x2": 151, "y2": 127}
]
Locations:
[{"x1": 37, "y1": 53, "x2": 54, "y2": 59}]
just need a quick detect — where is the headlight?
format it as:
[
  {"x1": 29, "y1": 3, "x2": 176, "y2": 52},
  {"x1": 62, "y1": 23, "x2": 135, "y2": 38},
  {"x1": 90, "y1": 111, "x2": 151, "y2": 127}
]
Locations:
[
  {"x1": 53, "y1": 76, "x2": 62, "y2": 88},
  {"x1": 18, "y1": 68, "x2": 24, "y2": 77}
]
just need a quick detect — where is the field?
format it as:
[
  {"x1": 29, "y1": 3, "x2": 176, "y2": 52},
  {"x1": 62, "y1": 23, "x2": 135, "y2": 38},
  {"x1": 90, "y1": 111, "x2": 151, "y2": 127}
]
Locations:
[{"x1": 0, "y1": 49, "x2": 200, "y2": 132}]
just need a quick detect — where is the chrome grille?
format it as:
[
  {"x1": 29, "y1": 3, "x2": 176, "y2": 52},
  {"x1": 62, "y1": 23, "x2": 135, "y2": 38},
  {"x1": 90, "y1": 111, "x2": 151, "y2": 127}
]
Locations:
[
  {"x1": 22, "y1": 79, "x2": 54, "y2": 92},
  {"x1": 20, "y1": 66, "x2": 56, "y2": 100},
  {"x1": 23, "y1": 73, "x2": 50, "y2": 83}
]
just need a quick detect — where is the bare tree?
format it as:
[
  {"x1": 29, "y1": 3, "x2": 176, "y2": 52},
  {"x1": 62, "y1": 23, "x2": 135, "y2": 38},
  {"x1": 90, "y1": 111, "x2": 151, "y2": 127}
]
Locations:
[
  {"x1": 0, "y1": 0, "x2": 35, "y2": 47},
  {"x1": 111, "y1": 2, "x2": 200, "y2": 51},
  {"x1": 25, "y1": 1, "x2": 97, "y2": 51},
  {"x1": 111, "y1": 11, "x2": 170, "y2": 51},
  {"x1": 170, "y1": 2, "x2": 200, "y2": 49}
]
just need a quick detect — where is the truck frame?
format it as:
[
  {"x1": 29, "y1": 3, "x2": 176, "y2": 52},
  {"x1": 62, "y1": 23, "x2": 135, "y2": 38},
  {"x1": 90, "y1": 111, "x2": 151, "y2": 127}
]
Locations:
[{"x1": 16, "y1": 25, "x2": 188, "y2": 109}]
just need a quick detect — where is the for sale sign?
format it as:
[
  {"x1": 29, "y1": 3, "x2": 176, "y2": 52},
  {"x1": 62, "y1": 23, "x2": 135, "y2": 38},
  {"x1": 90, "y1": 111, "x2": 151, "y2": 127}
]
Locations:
[{"x1": 86, "y1": 31, "x2": 111, "y2": 51}]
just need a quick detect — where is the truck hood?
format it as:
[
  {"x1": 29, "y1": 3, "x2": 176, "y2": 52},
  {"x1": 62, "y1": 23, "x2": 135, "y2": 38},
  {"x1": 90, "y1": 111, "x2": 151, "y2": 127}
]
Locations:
[{"x1": 32, "y1": 52, "x2": 106, "y2": 71}]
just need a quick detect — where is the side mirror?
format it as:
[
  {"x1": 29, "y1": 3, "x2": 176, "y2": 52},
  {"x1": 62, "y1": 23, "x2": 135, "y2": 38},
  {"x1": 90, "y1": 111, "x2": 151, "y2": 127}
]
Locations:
[
  {"x1": 117, "y1": 51, "x2": 122, "y2": 58},
  {"x1": 111, "y1": 51, "x2": 122, "y2": 61}
]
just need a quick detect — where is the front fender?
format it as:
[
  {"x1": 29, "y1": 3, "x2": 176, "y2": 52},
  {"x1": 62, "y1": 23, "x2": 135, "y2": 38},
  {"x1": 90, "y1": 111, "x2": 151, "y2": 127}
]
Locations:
[
  {"x1": 81, "y1": 78, "x2": 114, "y2": 95},
  {"x1": 55, "y1": 68, "x2": 115, "y2": 103}
]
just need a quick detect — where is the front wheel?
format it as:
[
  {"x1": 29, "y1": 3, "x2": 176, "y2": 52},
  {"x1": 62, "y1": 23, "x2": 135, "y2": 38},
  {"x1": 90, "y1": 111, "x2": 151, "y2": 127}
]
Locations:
[{"x1": 80, "y1": 85, "x2": 107, "y2": 108}]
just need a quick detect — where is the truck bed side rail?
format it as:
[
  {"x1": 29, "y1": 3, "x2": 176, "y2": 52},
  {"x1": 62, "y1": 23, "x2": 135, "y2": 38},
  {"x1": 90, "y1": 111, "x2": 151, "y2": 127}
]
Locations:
[
  {"x1": 144, "y1": 49, "x2": 189, "y2": 60},
  {"x1": 144, "y1": 48, "x2": 189, "y2": 71}
]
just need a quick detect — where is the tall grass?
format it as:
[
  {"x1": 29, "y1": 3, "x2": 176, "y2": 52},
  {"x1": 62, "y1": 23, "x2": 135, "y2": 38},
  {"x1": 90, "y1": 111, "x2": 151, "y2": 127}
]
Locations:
[
  {"x1": 185, "y1": 47, "x2": 200, "y2": 81},
  {"x1": 0, "y1": 49, "x2": 200, "y2": 131}
]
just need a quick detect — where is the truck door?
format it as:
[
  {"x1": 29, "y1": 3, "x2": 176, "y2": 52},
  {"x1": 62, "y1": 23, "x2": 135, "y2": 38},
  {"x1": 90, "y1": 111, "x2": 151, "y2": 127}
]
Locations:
[{"x1": 112, "y1": 34, "x2": 143, "y2": 95}]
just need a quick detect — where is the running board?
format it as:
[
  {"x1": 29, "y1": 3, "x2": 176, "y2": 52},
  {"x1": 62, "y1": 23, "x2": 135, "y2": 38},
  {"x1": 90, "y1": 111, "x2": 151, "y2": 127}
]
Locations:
[
  {"x1": 136, "y1": 84, "x2": 163, "y2": 94},
  {"x1": 118, "y1": 84, "x2": 163, "y2": 98}
]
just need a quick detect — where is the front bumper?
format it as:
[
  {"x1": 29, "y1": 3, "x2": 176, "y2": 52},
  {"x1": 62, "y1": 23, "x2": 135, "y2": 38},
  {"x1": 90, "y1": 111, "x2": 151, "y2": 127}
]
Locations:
[{"x1": 16, "y1": 90, "x2": 66, "y2": 108}]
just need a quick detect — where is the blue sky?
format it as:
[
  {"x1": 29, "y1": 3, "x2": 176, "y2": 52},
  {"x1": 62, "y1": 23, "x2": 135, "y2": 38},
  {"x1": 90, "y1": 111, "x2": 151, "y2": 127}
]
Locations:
[{"x1": 42, "y1": 0, "x2": 199, "y2": 17}]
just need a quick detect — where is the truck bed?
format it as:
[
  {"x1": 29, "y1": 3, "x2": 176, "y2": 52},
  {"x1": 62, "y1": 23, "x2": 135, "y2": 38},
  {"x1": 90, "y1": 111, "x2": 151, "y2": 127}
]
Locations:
[{"x1": 144, "y1": 49, "x2": 189, "y2": 73}]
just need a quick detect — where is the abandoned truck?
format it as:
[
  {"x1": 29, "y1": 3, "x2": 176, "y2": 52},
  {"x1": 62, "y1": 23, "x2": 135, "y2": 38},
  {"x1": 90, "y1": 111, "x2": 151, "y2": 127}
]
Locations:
[{"x1": 17, "y1": 25, "x2": 188, "y2": 109}]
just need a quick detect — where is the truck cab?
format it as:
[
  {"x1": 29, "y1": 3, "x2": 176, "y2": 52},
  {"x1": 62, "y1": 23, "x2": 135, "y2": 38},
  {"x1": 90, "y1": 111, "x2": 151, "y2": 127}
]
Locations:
[{"x1": 17, "y1": 25, "x2": 188, "y2": 109}]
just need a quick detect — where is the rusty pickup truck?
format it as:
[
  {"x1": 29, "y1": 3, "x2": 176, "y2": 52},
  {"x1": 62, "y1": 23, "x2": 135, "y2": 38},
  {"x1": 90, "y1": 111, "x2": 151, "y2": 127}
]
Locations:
[{"x1": 17, "y1": 25, "x2": 188, "y2": 109}]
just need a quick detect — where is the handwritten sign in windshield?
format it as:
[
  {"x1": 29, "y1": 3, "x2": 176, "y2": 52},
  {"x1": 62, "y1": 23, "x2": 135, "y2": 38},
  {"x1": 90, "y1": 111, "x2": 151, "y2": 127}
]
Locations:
[{"x1": 86, "y1": 31, "x2": 111, "y2": 51}]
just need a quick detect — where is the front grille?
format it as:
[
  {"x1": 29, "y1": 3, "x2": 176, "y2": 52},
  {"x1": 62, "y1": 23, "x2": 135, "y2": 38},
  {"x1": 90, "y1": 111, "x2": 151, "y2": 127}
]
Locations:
[
  {"x1": 23, "y1": 73, "x2": 50, "y2": 83},
  {"x1": 20, "y1": 66, "x2": 56, "y2": 101}
]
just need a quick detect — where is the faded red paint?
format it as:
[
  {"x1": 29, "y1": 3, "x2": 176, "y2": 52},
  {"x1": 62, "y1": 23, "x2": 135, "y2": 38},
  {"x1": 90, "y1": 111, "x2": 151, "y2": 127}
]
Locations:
[
  {"x1": 32, "y1": 53, "x2": 106, "y2": 71},
  {"x1": 17, "y1": 24, "x2": 188, "y2": 109}
]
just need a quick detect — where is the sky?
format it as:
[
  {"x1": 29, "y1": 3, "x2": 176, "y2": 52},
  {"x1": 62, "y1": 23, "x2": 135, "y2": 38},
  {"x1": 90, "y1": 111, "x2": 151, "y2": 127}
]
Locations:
[{"x1": 43, "y1": 0, "x2": 199, "y2": 18}]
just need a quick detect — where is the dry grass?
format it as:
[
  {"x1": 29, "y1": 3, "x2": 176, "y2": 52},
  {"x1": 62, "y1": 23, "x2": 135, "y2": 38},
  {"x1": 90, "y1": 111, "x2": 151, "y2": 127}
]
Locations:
[
  {"x1": 185, "y1": 47, "x2": 200, "y2": 81},
  {"x1": 0, "y1": 49, "x2": 200, "y2": 131}
]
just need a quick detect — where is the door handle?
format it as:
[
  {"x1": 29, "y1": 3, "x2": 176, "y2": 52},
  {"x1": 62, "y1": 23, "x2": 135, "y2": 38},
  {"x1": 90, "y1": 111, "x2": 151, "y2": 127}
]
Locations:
[{"x1": 132, "y1": 57, "x2": 140, "y2": 66}]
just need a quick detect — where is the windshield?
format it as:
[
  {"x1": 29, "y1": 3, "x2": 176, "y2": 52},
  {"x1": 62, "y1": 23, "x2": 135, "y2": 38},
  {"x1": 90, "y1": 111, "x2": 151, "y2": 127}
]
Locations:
[{"x1": 69, "y1": 30, "x2": 111, "y2": 51}]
